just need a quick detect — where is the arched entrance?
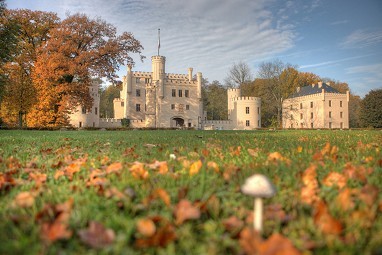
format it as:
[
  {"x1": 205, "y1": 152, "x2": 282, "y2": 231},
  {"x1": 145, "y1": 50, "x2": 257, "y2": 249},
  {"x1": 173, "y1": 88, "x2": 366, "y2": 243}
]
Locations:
[{"x1": 171, "y1": 117, "x2": 184, "y2": 128}]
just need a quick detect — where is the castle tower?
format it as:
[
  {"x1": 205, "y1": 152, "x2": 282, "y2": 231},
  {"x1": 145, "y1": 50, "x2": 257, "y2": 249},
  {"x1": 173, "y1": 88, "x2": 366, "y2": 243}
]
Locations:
[
  {"x1": 124, "y1": 64, "x2": 133, "y2": 117},
  {"x1": 151, "y1": 56, "x2": 166, "y2": 98},
  {"x1": 227, "y1": 88, "x2": 241, "y2": 120}
]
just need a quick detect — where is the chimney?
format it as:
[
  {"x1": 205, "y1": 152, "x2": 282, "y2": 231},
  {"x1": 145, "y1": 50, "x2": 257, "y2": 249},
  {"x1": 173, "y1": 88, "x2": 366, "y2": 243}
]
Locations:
[
  {"x1": 311, "y1": 83, "x2": 315, "y2": 88},
  {"x1": 296, "y1": 87, "x2": 300, "y2": 92},
  {"x1": 188, "y1": 67, "x2": 193, "y2": 81},
  {"x1": 318, "y1": 81, "x2": 323, "y2": 88},
  {"x1": 326, "y1": 82, "x2": 331, "y2": 86}
]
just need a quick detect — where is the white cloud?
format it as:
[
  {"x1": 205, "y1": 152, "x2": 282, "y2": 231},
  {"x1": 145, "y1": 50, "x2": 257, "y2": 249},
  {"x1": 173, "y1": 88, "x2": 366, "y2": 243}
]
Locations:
[
  {"x1": 9, "y1": 0, "x2": 296, "y2": 83},
  {"x1": 340, "y1": 29, "x2": 382, "y2": 49},
  {"x1": 300, "y1": 54, "x2": 373, "y2": 69}
]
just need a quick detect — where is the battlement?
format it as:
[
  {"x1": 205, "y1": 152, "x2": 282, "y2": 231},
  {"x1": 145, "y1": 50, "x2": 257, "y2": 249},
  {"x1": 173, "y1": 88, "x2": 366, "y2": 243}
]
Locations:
[
  {"x1": 285, "y1": 92, "x2": 347, "y2": 102},
  {"x1": 132, "y1": 71, "x2": 153, "y2": 77},
  {"x1": 227, "y1": 88, "x2": 241, "y2": 92},
  {"x1": 231, "y1": 96, "x2": 261, "y2": 102},
  {"x1": 166, "y1": 73, "x2": 188, "y2": 79},
  {"x1": 151, "y1": 55, "x2": 166, "y2": 61},
  {"x1": 113, "y1": 98, "x2": 124, "y2": 102}
]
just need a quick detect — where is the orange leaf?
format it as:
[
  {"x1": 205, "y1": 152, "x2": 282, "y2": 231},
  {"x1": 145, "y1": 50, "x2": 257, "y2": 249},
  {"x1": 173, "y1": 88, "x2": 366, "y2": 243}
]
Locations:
[
  {"x1": 174, "y1": 199, "x2": 201, "y2": 225},
  {"x1": 247, "y1": 148, "x2": 259, "y2": 157},
  {"x1": 359, "y1": 185, "x2": 378, "y2": 206},
  {"x1": 135, "y1": 222, "x2": 176, "y2": 248},
  {"x1": 207, "y1": 161, "x2": 219, "y2": 173},
  {"x1": 41, "y1": 222, "x2": 72, "y2": 243},
  {"x1": 54, "y1": 170, "x2": 65, "y2": 180},
  {"x1": 29, "y1": 172, "x2": 47, "y2": 185},
  {"x1": 78, "y1": 221, "x2": 115, "y2": 249},
  {"x1": 14, "y1": 191, "x2": 35, "y2": 208},
  {"x1": 336, "y1": 188, "x2": 355, "y2": 211},
  {"x1": 130, "y1": 162, "x2": 149, "y2": 180},
  {"x1": 313, "y1": 200, "x2": 342, "y2": 235},
  {"x1": 258, "y1": 233, "x2": 302, "y2": 255},
  {"x1": 155, "y1": 188, "x2": 171, "y2": 206},
  {"x1": 322, "y1": 172, "x2": 347, "y2": 189},
  {"x1": 136, "y1": 219, "x2": 156, "y2": 237},
  {"x1": 106, "y1": 162, "x2": 122, "y2": 174},
  {"x1": 189, "y1": 160, "x2": 202, "y2": 176}
]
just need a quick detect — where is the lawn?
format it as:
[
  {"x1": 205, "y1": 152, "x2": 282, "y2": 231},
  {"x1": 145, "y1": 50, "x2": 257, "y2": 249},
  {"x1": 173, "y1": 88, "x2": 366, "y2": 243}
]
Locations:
[{"x1": 0, "y1": 129, "x2": 381, "y2": 254}]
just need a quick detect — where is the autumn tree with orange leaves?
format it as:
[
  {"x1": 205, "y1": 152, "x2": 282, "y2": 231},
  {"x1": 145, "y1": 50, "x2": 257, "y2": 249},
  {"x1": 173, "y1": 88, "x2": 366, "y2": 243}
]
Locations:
[
  {"x1": 28, "y1": 13, "x2": 143, "y2": 127},
  {"x1": 0, "y1": 9, "x2": 59, "y2": 126}
]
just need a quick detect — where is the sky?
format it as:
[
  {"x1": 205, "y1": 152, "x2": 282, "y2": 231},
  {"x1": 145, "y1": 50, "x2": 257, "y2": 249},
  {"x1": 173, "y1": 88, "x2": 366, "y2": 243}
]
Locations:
[{"x1": 6, "y1": 0, "x2": 382, "y2": 97}]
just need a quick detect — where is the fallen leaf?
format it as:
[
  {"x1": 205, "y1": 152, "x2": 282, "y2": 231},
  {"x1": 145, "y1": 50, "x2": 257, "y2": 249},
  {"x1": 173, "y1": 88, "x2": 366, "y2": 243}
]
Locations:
[
  {"x1": 135, "y1": 222, "x2": 176, "y2": 248},
  {"x1": 189, "y1": 160, "x2": 202, "y2": 176},
  {"x1": 155, "y1": 188, "x2": 171, "y2": 206},
  {"x1": 14, "y1": 191, "x2": 35, "y2": 208},
  {"x1": 136, "y1": 218, "x2": 156, "y2": 237},
  {"x1": 174, "y1": 199, "x2": 201, "y2": 225},
  {"x1": 106, "y1": 162, "x2": 123, "y2": 174},
  {"x1": 207, "y1": 161, "x2": 219, "y2": 173},
  {"x1": 258, "y1": 233, "x2": 302, "y2": 255},
  {"x1": 130, "y1": 162, "x2": 149, "y2": 180},
  {"x1": 358, "y1": 185, "x2": 378, "y2": 206},
  {"x1": 247, "y1": 148, "x2": 260, "y2": 157},
  {"x1": 322, "y1": 172, "x2": 347, "y2": 189},
  {"x1": 222, "y1": 216, "x2": 244, "y2": 233},
  {"x1": 313, "y1": 200, "x2": 342, "y2": 235},
  {"x1": 41, "y1": 222, "x2": 72, "y2": 243},
  {"x1": 336, "y1": 188, "x2": 355, "y2": 211},
  {"x1": 78, "y1": 221, "x2": 115, "y2": 249}
]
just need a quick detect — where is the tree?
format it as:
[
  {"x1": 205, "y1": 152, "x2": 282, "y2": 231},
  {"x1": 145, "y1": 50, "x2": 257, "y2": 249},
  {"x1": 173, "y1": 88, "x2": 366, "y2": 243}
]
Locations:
[
  {"x1": 203, "y1": 80, "x2": 228, "y2": 120},
  {"x1": 225, "y1": 61, "x2": 252, "y2": 88},
  {"x1": 29, "y1": 13, "x2": 144, "y2": 127},
  {"x1": 100, "y1": 82, "x2": 122, "y2": 118},
  {"x1": 257, "y1": 60, "x2": 298, "y2": 127},
  {"x1": 349, "y1": 94, "x2": 362, "y2": 128},
  {"x1": 297, "y1": 72, "x2": 321, "y2": 87},
  {"x1": 0, "y1": 9, "x2": 59, "y2": 126},
  {"x1": 360, "y1": 89, "x2": 382, "y2": 128}
]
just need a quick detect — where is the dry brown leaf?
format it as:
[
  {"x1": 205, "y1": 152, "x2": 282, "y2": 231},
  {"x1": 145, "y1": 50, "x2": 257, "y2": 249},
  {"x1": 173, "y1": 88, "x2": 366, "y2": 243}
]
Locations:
[
  {"x1": 336, "y1": 188, "x2": 355, "y2": 211},
  {"x1": 134, "y1": 222, "x2": 176, "y2": 248},
  {"x1": 78, "y1": 221, "x2": 115, "y2": 249},
  {"x1": 258, "y1": 233, "x2": 302, "y2": 255},
  {"x1": 189, "y1": 160, "x2": 202, "y2": 176},
  {"x1": 136, "y1": 218, "x2": 156, "y2": 237},
  {"x1": 322, "y1": 172, "x2": 347, "y2": 189},
  {"x1": 29, "y1": 172, "x2": 47, "y2": 186},
  {"x1": 359, "y1": 185, "x2": 378, "y2": 206},
  {"x1": 41, "y1": 222, "x2": 72, "y2": 243},
  {"x1": 14, "y1": 191, "x2": 35, "y2": 208},
  {"x1": 207, "y1": 161, "x2": 219, "y2": 173},
  {"x1": 174, "y1": 199, "x2": 201, "y2": 225},
  {"x1": 313, "y1": 200, "x2": 342, "y2": 235},
  {"x1": 106, "y1": 162, "x2": 123, "y2": 174},
  {"x1": 300, "y1": 165, "x2": 320, "y2": 205},
  {"x1": 247, "y1": 148, "x2": 260, "y2": 157},
  {"x1": 130, "y1": 162, "x2": 149, "y2": 180},
  {"x1": 222, "y1": 216, "x2": 244, "y2": 233},
  {"x1": 155, "y1": 188, "x2": 171, "y2": 206},
  {"x1": 54, "y1": 170, "x2": 65, "y2": 180}
]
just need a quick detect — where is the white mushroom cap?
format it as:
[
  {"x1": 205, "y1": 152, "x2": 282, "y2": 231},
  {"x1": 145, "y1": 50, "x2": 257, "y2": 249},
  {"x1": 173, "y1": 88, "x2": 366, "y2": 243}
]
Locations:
[{"x1": 241, "y1": 174, "x2": 276, "y2": 198}]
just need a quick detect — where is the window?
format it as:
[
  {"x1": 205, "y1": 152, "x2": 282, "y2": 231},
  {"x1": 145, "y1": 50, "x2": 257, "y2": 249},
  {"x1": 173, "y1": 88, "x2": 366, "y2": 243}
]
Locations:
[
  {"x1": 136, "y1": 104, "x2": 141, "y2": 112},
  {"x1": 311, "y1": 123, "x2": 313, "y2": 128},
  {"x1": 329, "y1": 111, "x2": 332, "y2": 118},
  {"x1": 340, "y1": 122, "x2": 343, "y2": 129},
  {"x1": 329, "y1": 100, "x2": 332, "y2": 107},
  {"x1": 310, "y1": 102, "x2": 313, "y2": 108},
  {"x1": 136, "y1": 89, "x2": 141, "y2": 97},
  {"x1": 257, "y1": 107, "x2": 260, "y2": 114},
  {"x1": 136, "y1": 78, "x2": 140, "y2": 83},
  {"x1": 258, "y1": 120, "x2": 260, "y2": 127},
  {"x1": 329, "y1": 122, "x2": 332, "y2": 129},
  {"x1": 95, "y1": 107, "x2": 98, "y2": 115},
  {"x1": 186, "y1": 105, "x2": 190, "y2": 110},
  {"x1": 246, "y1": 107, "x2": 250, "y2": 114},
  {"x1": 178, "y1": 89, "x2": 182, "y2": 97},
  {"x1": 311, "y1": 112, "x2": 313, "y2": 119},
  {"x1": 172, "y1": 89, "x2": 176, "y2": 97},
  {"x1": 340, "y1": 112, "x2": 343, "y2": 118},
  {"x1": 340, "y1": 101, "x2": 343, "y2": 107},
  {"x1": 185, "y1": 90, "x2": 189, "y2": 97},
  {"x1": 82, "y1": 107, "x2": 86, "y2": 114},
  {"x1": 300, "y1": 113, "x2": 303, "y2": 120},
  {"x1": 300, "y1": 103, "x2": 303, "y2": 109},
  {"x1": 145, "y1": 78, "x2": 150, "y2": 83},
  {"x1": 246, "y1": 120, "x2": 250, "y2": 126},
  {"x1": 79, "y1": 122, "x2": 82, "y2": 128},
  {"x1": 291, "y1": 123, "x2": 293, "y2": 128},
  {"x1": 121, "y1": 102, "x2": 124, "y2": 107},
  {"x1": 171, "y1": 104, "x2": 175, "y2": 110},
  {"x1": 290, "y1": 105, "x2": 292, "y2": 110},
  {"x1": 291, "y1": 114, "x2": 294, "y2": 120}
]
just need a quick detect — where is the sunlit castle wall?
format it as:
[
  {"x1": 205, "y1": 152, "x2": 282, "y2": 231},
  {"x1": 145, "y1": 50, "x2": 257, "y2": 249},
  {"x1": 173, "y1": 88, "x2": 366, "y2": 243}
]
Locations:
[{"x1": 69, "y1": 80, "x2": 100, "y2": 128}]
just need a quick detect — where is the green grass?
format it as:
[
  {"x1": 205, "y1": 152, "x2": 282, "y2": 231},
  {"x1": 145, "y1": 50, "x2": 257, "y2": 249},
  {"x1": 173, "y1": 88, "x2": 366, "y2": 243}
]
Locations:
[{"x1": 0, "y1": 130, "x2": 381, "y2": 254}]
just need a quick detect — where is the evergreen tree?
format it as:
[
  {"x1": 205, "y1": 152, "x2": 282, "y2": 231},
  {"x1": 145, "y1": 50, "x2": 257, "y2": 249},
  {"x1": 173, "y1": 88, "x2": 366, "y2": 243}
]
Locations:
[{"x1": 360, "y1": 89, "x2": 382, "y2": 128}]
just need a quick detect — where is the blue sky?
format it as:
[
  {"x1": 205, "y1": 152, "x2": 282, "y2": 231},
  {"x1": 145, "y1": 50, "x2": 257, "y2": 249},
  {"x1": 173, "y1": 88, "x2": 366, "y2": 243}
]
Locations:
[{"x1": 6, "y1": 0, "x2": 382, "y2": 97}]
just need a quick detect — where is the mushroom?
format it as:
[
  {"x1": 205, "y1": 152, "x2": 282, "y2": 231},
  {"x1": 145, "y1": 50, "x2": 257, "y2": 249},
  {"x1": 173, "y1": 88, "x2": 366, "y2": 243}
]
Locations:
[{"x1": 241, "y1": 174, "x2": 276, "y2": 232}]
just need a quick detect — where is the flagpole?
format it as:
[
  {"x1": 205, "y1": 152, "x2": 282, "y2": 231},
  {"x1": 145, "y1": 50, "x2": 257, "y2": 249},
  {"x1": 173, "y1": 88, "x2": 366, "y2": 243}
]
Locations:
[{"x1": 158, "y1": 28, "x2": 160, "y2": 56}]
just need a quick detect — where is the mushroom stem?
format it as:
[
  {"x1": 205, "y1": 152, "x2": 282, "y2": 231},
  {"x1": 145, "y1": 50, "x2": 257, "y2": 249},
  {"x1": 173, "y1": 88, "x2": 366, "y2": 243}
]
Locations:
[{"x1": 254, "y1": 197, "x2": 263, "y2": 232}]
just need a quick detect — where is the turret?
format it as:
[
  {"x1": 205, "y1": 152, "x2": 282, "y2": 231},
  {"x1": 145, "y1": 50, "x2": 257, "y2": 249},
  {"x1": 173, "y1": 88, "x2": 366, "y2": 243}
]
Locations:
[
  {"x1": 126, "y1": 64, "x2": 132, "y2": 93},
  {"x1": 197, "y1": 72, "x2": 202, "y2": 99},
  {"x1": 188, "y1": 68, "x2": 193, "y2": 81},
  {"x1": 152, "y1": 56, "x2": 166, "y2": 98}
]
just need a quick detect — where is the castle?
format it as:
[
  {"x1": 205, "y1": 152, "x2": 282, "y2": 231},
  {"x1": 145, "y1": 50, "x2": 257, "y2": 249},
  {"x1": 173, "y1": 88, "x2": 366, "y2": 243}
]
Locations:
[
  {"x1": 68, "y1": 55, "x2": 348, "y2": 130},
  {"x1": 282, "y1": 82, "x2": 349, "y2": 129}
]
